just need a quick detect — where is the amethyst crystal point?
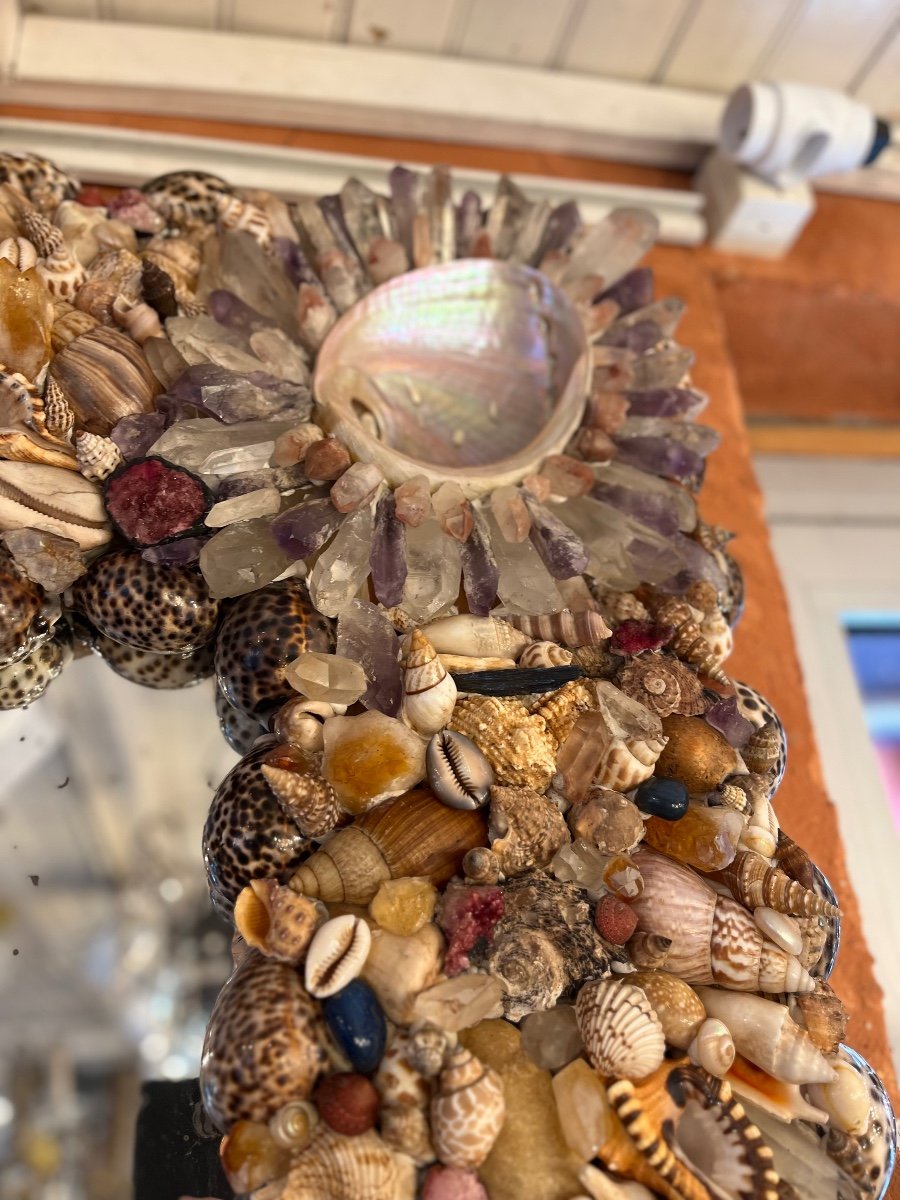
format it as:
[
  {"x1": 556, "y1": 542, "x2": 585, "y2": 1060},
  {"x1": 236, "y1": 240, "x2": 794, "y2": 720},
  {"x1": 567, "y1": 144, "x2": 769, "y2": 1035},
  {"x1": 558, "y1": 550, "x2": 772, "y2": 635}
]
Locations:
[
  {"x1": 460, "y1": 509, "x2": 500, "y2": 616},
  {"x1": 142, "y1": 536, "x2": 205, "y2": 566},
  {"x1": 660, "y1": 532, "x2": 729, "y2": 595},
  {"x1": 208, "y1": 289, "x2": 274, "y2": 334},
  {"x1": 523, "y1": 495, "x2": 589, "y2": 580},
  {"x1": 624, "y1": 387, "x2": 709, "y2": 420},
  {"x1": 591, "y1": 480, "x2": 680, "y2": 538},
  {"x1": 456, "y1": 190, "x2": 483, "y2": 257},
  {"x1": 599, "y1": 320, "x2": 664, "y2": 355},
  {"x1": 624, "y1": 535, "x2": 684, "y2": 585},
  {"x1": 336, "y1": 598, "x2": 402, "y2": 716},
  {"x1": 110, "y1": 411, "x2": 169, "y2": 461},
  {"x1": 597, "y1": 267, "x2": 654, "y2": 313},
  {"x1": 389, "y1": 165, "x2": 422, "y2": 258},
  {"x1": 534, "y1": 200, "x2": 581, "y2": 265},
  {"x1": 619, "y1": 418, "x2": 721, "y2": 459},
  {"x1": 271, "y1": 236, "x2": 320, "y2": 289},
  {"x1": 612, "y1": 435, "x2": 705, "y2": 485},
  {"x1": 168, "y1": 362, "x2": 311, "y2": 425},
  {"x1": 370, "y1": 492, "x2": 407, "y2": 608},
  {"x1": 271, "y1": 497, "x2": 343, "y2": 560},
  {"x1": 705, "y1": 695, "x2": 754, "y2": 749}
]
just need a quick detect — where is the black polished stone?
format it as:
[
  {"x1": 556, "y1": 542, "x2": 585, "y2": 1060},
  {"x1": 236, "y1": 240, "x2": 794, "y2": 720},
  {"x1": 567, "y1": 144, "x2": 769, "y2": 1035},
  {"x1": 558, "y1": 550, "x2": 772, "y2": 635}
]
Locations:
[{"x1": 634, "y1": 775, "x2": 689, "y2": 820}]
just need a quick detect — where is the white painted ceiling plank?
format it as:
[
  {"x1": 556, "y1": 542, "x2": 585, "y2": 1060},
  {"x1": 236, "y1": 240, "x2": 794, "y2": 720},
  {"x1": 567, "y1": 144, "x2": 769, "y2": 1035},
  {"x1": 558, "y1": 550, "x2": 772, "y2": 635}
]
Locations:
[
  {"x1": 662, "y1": 0, "x2": 799, "y2": 93},
  {"x1": 560, "y1": 0, "x2": 694, "y2": 81},
  {"x1": 347, "y1": 0, "x2": 458, "y2": 52},
  {"x1": 854, "y1": 20, "x2": 900, "y2": 115},
  {"x1": 756, "y1": 0, "x2": 900, "y2": 90},
  {"x1": 457, "y1": 0, "x2": 576, "y2": 67},
  {"x1": 8, "y1": 16, "x2": 722, "y2": 166},
  {"x1": 231, "y1": 0, "x2": 352, "y2": 40},
  {"x1": 109, "y1": 0, "x2": 218, "y2": 27},
  {"x1": 22, "y1": 0, "x2": 100, "y2": 15}
]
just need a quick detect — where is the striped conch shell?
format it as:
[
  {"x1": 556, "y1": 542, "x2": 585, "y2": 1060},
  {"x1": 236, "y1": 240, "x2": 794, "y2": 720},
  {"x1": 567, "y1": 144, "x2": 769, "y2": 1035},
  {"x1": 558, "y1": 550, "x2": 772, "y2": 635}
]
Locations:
[
  {"x1": 631, "y1": 849, "x2": 815, "y2": 993},
  {"x1": 75, "y1": 430, "x2": 123, "y2": 482},
  {"x1": 712, "y1": 851, "x2": 839, "y2": 919},
  {"x1": 697, "y1": 988, "x2": 837, "y2": 1086},
  {"x1": 651, "y1": 597, "x2": 730, "y2": 686},
  {"x1": 419, "y1": 614, "x2": 531, "y2": 660},
  {"x1": 252, "y1": 1124, "x2": 416, "y2": 1200},
  {"x1": 401, "y1": 629, "x2": 458, "y2": 736},
  {"x1": 430, "y1": 1045, "x2": 506, "y2": 1168},
  {"x1": 575, "y1": 979, "x2": 666, "y2": 1080},
  {"x1": 19, "y1": 207, "x2": 86, "y2": 300},
  {"x1": 505, "y1": 608, "x2": 612, "y2": 647},
  {"x1": 216, "y1": 193, "x2": 274, "y2": 250},
  {"x1": 518, "y1": 639, "x2": 574, "y2": 668}
]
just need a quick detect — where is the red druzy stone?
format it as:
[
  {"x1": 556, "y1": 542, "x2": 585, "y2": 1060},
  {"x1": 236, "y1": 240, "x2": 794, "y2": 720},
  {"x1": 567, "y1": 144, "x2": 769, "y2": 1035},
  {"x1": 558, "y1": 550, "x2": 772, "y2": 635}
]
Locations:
[{"x1": 104, "y1": 457, "x2": 212, "y2": 548}]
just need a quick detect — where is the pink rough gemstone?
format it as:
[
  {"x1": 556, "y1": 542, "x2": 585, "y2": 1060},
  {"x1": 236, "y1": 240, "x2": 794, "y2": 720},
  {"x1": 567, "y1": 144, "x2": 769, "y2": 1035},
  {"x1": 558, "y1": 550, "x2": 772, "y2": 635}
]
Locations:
[
  {"x1": 610, "y1": 619, "x2": 673, "y2": 655},
  {"x1": 422, "y1": 1165, "x2": 489, "y2": 1200},
  {"x1": 304, "y1": 437, "x2": 352, "y2": 481},
  {"x1": 367, "y1": 237, "x2": 409, "y2": 285},
  {"x1": 584, "y1": 391, "x2": 630, "y2": 434},
  {"x1": 438, "y1": 882, "x2": 505, "y2": 976},
  {"x1": 577, "y1": 428, "x2": 617, "y2": 463},
  {"x1": 394, "y1": 474, "x2": 432, "y2": 527},
  {"x1": 104, "y1": 458, "x2": 211, "y2": 547},
  {"x1": 489, "y1": 485, "x2": 530, "y2": 543},
  {"x1": 522, "y1": 473, "x2": 551, "y2": 503},
  {"x1": 330, "y1": 461, "x2": 384, "y2": 513},
  {"x1": 106, "y1": 187, "x2": 164, "y2": 233},
  {"x1": 432, "y1": 481, "x2": 474, "y2": 542},
  {"x1": 541, "y1": 454, "x2": 594, "y2": 499}
]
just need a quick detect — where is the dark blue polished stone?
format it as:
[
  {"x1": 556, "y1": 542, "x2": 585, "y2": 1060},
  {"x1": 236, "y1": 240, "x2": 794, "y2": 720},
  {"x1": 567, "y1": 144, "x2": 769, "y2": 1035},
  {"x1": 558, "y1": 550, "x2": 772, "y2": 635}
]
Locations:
[
  {"x1": 322, "y1": 978, "x2": 386, "y2": 1074},
  {"x1": 634, "y1": 776, "x2": 689, "y2": 820}
]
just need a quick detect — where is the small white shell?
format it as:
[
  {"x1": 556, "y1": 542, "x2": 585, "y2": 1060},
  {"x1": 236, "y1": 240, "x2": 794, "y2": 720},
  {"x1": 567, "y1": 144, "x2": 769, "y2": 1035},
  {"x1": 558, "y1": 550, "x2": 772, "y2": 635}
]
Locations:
[
  {"x1": 688, "y1": 1017, "x2": 735, "y2": 1077},
  {"x1": 75, "y1": 430, "x2": 124, "y2": 482},
  {"x1": 807, "y1": 1058, "x2": 871, "y2": 1136},
  {"x1": 269, "y1": 1099, "x2": 319, "y2": 1150},
  {"x1": 575, "y1": 979, "x2": 665, "y2": 1080},
  {"x1": 304, "y1": 914, "x2": 372, "y2": 998},
  {"x1": 753, "y1": 907, "x2": 803, "y2": 956},
  {"x1": 401, "y1": 629, "x2": 458, "y2": 736},
  {"x1": 518, "y1": 640, "x2": 575, "y2": 669}
]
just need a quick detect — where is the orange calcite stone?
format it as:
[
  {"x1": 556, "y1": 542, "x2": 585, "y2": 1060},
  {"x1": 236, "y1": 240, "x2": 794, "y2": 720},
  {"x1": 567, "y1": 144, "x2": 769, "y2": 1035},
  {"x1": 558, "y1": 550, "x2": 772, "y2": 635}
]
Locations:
[
  {"x1": 643, "y1": 802, "x2": 744, "y2": 872},
  {"x1": 0, "y1": 261, "x2": 53, "y2": 382}
]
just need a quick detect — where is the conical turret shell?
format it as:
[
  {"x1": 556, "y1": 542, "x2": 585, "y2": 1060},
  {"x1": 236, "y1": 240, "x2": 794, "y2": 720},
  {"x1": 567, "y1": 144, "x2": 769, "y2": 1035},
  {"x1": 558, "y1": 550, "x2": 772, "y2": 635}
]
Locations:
[
  {"x1": 696, "y1": 988, "x2": 837, "y2": 1086},
  {"x1": 419, "y1": 614, "x2": 531, "y2": 659},
  {"x1": 290, "y1": 788, "x2": 487, "y2": 904},
  {"x1": 430, "y1": 1046, "x2": 506, "y2": 1168},
  {"x1": 713, "y1": 851, "x2": 839, "y2": 919}
]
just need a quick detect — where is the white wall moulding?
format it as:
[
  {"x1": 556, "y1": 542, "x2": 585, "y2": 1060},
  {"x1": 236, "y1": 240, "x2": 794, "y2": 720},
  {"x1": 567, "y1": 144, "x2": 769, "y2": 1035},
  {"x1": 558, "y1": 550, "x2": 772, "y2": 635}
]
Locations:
[
  {"x1": 0, "y1": 117, "x2": 709, "y2": 245},
  {"x1": 5, "y1": 14, "x2": 722, "y2": 169}
]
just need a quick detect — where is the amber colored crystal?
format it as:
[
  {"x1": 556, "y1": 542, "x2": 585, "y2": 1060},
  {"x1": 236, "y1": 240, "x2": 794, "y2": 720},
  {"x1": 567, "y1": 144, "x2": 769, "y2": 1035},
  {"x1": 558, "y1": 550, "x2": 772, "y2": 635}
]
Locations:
[
  {"x1": 643, "y1": 802, "x2": 744, "y2": 872},
  {"x1": 0, "y1": 261, "x2": 53, "y2": 382}
]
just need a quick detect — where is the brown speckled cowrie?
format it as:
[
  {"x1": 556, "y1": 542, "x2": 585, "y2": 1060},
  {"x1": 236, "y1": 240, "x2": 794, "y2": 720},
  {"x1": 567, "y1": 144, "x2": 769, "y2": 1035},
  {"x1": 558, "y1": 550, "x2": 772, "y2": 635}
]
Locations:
[{"x1": 72, "y1": 549, "x2": 220, "y2": 654}]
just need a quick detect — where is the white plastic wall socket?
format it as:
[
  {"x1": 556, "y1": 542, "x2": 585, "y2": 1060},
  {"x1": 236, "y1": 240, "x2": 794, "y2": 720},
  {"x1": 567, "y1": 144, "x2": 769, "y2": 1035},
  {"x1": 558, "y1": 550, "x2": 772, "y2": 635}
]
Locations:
[{"x1": 695, "y1": 152, "x2": 815, "y2": 258}]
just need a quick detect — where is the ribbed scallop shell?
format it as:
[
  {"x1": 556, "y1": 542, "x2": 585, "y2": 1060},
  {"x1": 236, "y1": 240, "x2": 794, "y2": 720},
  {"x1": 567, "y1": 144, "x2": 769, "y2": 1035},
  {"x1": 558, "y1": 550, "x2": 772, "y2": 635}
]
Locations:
[
  {"x1": 253, "y1": 1125, "x2": 415, "y2": 1200},
  {"x1": 575, "y1": 979, "x2": 665, "y2": 1080},
  {"x1": 518, "y1": 640, "x2": 574, "y2": 669},
  {"x1": 430, "y1": 1046, "x2": 506, "y2": 1168},
  {"x1": 449, "y1": 695, "x2": 558, "y2": 793}
]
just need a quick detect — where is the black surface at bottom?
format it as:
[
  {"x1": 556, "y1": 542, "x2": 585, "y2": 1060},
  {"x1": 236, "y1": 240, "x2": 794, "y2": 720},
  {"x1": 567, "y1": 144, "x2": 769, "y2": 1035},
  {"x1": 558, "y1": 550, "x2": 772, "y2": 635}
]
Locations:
[{"x1": 133, "y1": 1078, "x2": 234, "y2": 1200}]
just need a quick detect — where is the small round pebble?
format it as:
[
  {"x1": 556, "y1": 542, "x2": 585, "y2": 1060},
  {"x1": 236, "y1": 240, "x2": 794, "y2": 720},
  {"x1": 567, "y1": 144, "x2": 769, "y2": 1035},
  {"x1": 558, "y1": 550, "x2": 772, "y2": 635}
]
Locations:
[
  {"x1": 594, "y1": 893, "x2": 638, "y2": 945},
  {"x1": 314, "y1": 1072, "x2": 379, "y2": 1135},
  {"x1": 634, "y1": 775, "x2": 689, "y2": 820},
  {"x1": 422, "y1": 1164, "x2": 490, "y2": 1200}
]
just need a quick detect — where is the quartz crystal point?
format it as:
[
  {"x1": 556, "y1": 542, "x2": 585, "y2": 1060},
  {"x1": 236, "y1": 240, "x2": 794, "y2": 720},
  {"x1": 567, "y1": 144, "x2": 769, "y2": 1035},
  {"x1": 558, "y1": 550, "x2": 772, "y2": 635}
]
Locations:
[
  {"x1": 460, "y1": 509, "x2": 500, "y2": 616},
  {"x1": 597, "y1": 267, "x2": 654, "y2": 314},
  {"x1": 534, "y1": 200, "x2": 581, "y2": 267},
  {"x1": 205, "y1": 488, "x2": 281, "y2": 528},
  {"x1": 599, "y1": 320, "x2": 664, "y2": 355},
  {"x1": 308, "y1": 504, "x2": 376, "y2": 618},
  {"x1": 416, "y1": 166, "x2": 455, "y2": 266},
  {"x1": 166, "y1": 362, "x2": 311, "y2": 424},
  {"x1": 199, "y1": 517, "x2": 291, "y2": 598},
  {"x1": 484, "y1": 511, "x2": 563, "y2": 614},
  {"x1": 339, "y1": 177, "x2": 393, "y2": 266},
  {"x1": 489, "y1": 486, "x2": 531, "y2": 543},
  {"x1": 400, "y1": 518, "x2": 462, "y2": 624},
  {"x1": 208, "y1": 289, "x2": 274, "y2": 334},
  {"x1": 218, "y1": 231, "x2": 298, "y2": 333},
  {"x1": 619, "y1": 417, "x2": 721, "y2": 458},
  {"x1": 284, "y1": 650, "x2": 367, "y2": 706},
  {"x1": 294, "y1": 196, "x2": 368, "y2": 313},
  {"x1": 507, "y1": 201, "x2": 553, "y2": 268},
  {"x1": 594, "y1": 460, "x2": 697, "y2": 531},
  {"x1": 330, "y1": 461, "x2": 383, "y2": 513},
  {"x1": 618, "y1": 296, "x2": 685, "y2": 337},
  {"x1": 149, "y1": 418, "x2": 295, "y2": 479},
  {"x1": 370, "y1": 492, "x2": 407, "y2": 608},
  {"x1": 336, "y1": 598, "x2": 402, "y2": 716},
  {"x1": 393, "y1": 475, "x2": 432, "y2": 528},
  {"x1": 562, "y1": 208, "x2": 659, "y2": 291},
  {"x1": 165, "y1": 315, "x2": 275, "y2": 378},
  {"x1": 523, "y1": 495, "x2": 590, "y2": 580},
  {"x1": 484, "y1": 176, "x2": 532, "y2": 262},
  {"x1": 388, "y1": 166, "x2": 422, "y2": 260},
  {"x1": 615, "y1": 345, "x2": 696, "y2": 392},
  {"x1": 271, "y1": 497, "x2": 343, "y2": 561}
]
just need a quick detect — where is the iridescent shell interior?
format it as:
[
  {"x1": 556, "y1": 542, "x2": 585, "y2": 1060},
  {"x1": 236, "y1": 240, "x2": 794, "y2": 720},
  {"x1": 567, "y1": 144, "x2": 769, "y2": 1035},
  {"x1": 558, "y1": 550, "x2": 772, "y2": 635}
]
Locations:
[{"x1": 314, "y1": 260, "x2": 590, "y2": 494}]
